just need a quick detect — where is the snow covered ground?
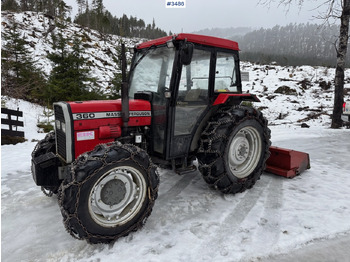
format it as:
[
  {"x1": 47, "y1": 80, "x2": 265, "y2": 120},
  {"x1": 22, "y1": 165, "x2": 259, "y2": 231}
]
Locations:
[{"x1": 2, "y1": 78, "x2": 350, "y2": 261}]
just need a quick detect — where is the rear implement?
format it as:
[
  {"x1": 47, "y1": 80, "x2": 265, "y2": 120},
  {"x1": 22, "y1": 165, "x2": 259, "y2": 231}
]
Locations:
[{"x1": 265, "y1": 146, "x2": 310, "y2": 178}]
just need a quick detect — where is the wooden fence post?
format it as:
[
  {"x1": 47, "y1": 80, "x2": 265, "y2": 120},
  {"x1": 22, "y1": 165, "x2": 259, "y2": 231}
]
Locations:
[{"x1": 1, "y1": 108, "x2": 25, "y2": 138}]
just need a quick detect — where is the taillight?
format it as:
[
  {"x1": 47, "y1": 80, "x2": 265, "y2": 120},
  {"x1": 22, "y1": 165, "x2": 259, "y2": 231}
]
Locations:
[{"x1": 343, "y1": 102, "x2": 346, "y2": 113}]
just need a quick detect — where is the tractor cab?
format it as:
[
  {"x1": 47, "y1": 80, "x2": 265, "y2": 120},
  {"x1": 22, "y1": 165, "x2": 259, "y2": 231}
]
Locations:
[{"x1": 128, "y1": 34, "x2": 251, "y2": 168}]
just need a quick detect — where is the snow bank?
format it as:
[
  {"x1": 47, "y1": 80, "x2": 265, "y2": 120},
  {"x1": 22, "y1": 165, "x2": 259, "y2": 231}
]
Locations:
[{"x1": 1, "y1": 97, "x2": 50, "y2": 142}]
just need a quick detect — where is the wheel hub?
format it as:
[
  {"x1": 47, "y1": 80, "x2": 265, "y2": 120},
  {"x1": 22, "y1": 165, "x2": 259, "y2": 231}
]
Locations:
[
  {"x1": 227, "y1": 127, "x2": 262, "y2": 179},
  {"x1": 230, "y1": 135, "x2": 250, "y2": 165},
  {"x1": 100, "y1": 179, "x2": 126, "y2": 206},
  {"x1": 89, "y1": 166, "x2": 146, "y2": 226},
  {"x1": 235, "y1": 137, "x2": 250, "y2": 163}
]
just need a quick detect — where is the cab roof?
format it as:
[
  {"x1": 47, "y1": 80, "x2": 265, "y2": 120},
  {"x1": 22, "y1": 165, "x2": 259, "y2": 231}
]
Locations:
[{"x1": 136, "y1": 33, "x2": 240, "y2": 51}]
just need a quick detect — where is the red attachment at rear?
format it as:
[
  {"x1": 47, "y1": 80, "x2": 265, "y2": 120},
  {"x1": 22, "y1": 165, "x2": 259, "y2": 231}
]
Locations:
[{"x1": 265, "y1": 146, "x2": 310, "y2": 178}]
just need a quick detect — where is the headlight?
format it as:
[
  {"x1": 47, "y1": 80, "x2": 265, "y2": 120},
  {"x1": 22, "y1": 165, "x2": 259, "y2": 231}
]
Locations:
[
  {"x1": 61, "y1": 122, "x2": 66, "y2": 133},
  {"x1": 55, "y1": 120, "x2": 61, "y2": 130}
]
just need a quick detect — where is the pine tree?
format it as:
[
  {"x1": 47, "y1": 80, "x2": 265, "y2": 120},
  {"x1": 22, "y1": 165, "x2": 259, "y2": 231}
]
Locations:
[
  {"x1": 47, "y1": 34, "x2": 102, "y2": 103},
  {"x1": 108, "y1": 39, "x2": 125, "y2": 99},
  {"x1": 1, "y1": 0, "x2": 19, "y2": 11},
  {"x1": 74, "y1": 1, "x2": 167, "y2": 38},
  {"x1": 1, "y1": 19, "x2": 47, "y2": 103},
  {"x1": 76, "y1": 0, "x2": 85, "y2": 15}
]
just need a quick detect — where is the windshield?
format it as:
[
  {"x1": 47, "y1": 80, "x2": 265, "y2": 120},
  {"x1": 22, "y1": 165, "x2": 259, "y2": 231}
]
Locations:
[{"x1": 129, "y1": 46, "x2": 175, "y2": 98}]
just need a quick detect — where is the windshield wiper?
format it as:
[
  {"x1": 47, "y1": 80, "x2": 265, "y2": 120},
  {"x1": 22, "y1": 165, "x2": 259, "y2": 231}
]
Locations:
[{"x1": 130, "y1": 45, "x2": 156, "y2": 72}]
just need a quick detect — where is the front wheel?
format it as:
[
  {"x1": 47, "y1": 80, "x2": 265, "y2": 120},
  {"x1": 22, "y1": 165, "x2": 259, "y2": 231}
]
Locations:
[
  {"x1": 197, "y1": 106, "x2": 271, "y2": 194},
  {"x1": 58, "y1": 142, "x2": 159, "y2": 244}
]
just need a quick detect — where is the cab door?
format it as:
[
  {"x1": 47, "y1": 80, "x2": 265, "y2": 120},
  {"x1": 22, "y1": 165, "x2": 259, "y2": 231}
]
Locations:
[{"x1": 168, "y1": 48, "x2": 212, "y2": 158}]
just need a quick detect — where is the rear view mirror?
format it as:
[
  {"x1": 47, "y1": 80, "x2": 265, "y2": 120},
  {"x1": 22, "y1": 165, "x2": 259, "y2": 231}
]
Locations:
[{"x1": 180, "y1": 43, "x2": 194, "y2": 65}]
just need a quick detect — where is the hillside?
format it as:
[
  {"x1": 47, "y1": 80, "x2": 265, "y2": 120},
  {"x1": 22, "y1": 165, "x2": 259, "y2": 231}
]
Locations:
[
  {"x1": 236, "y1": 24, "x2": 349, "y2": 67},
  {"x1": 191, "y1": 24, "x2": 349, "y2": 67},
  {"x1": 241, "y1": 62, "x2": 350, "y2": 127},
  {"x1": 1, "y1": 11, "x2": 144, "y2": 96}
]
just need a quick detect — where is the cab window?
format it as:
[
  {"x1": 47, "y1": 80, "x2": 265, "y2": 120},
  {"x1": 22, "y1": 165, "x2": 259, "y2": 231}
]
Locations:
[{"x1": 215, "y1": 52, "x2": 237, "y2": 92}]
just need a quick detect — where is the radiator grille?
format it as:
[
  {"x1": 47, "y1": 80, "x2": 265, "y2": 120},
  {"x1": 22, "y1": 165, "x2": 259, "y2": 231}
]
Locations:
[{"x1": 54, "y1": 104, "x2": 70, "y2": 162}]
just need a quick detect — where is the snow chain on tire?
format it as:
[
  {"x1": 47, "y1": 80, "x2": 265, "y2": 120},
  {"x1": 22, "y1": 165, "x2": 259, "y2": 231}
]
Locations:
[
  {"x1": 197, "y1": 105, "x2": 271, "y2": 194},
  {"x1": 58, "y1": 142, "x2": 159, "y2": 244}
]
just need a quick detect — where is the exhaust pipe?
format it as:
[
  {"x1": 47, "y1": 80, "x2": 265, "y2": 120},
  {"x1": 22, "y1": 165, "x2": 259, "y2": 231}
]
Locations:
[{"x1": 121, "y1": 43, "x2": 129, "y2": 133}]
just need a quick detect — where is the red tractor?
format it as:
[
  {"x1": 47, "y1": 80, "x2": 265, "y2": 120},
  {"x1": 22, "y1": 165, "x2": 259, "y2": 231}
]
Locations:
[{"x1": 31, "y1": 34, "x2": 304, "y2": 244}]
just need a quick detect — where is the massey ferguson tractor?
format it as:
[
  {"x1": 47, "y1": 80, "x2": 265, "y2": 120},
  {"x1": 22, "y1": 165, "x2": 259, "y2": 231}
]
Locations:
[{"x1": 31, "y1": 34, "x2": 309, "y2": 244}]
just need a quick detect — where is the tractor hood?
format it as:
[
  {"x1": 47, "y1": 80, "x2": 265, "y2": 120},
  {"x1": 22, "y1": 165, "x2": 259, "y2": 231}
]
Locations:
[{"x1": 68, "y1": 99, "x2": 151, "y2": 130}]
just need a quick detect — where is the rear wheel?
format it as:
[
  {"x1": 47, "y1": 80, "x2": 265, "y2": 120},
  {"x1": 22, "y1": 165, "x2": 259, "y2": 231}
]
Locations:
[
  {"x1": 197, "y1": 106, "x2": 271, "y2": 194},
  {"x1": 58, "y1": 142, "x2": 159, "y2": 244}
]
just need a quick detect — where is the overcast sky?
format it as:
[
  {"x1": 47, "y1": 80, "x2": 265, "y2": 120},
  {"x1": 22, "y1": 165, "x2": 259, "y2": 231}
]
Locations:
[{"x1": 64, "y1": 0, "x2": 329, "y2": 33}]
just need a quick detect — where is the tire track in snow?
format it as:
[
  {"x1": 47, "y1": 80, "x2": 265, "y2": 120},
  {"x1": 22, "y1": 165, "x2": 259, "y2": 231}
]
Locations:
[
  {"x1": 253, "y1": 175, "x2": 283, "y2": 251},
  {"x1": 146, "y1": 171, "x2": 200, "y2": 229},
  {"x1": 158, "y1": 172, "x2": 200, "y2": 204},
  {"x1": 195, "y1": 179, "x2": 269, "y2": 258}
]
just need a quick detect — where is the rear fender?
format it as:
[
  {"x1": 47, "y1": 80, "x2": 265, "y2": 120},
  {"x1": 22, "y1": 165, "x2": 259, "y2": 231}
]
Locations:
[{"x1": 213, "y1": 93, "x2": 260, "y2": 106}]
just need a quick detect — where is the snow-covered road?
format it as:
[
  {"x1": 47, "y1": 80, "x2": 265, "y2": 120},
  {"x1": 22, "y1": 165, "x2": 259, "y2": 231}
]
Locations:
[
  {"x1": 2, "y1": 125, "x2": 350, "y2": 262},
  {"x1": 261, "y1": 234, "x2": 350, "y2": 262}
]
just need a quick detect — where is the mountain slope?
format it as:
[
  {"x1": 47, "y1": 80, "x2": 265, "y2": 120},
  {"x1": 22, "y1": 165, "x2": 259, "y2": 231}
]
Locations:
[{"x1": 1, "y1": 11, "x2": 143, "y2": 96}]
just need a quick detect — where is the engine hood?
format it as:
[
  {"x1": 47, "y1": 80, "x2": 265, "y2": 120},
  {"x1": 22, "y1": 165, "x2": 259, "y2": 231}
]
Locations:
[{"x1": 67, "y1": 99, "x2": 151, "y2": 129}]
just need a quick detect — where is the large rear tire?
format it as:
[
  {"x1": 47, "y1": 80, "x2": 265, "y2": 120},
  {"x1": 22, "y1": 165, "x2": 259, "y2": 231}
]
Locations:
[
  {"x1": 197, "y1": 106, "x2": 271, "y2": 194},
  {"x1": 58, "y1": 142, "x2": 159, "y2": 244}
]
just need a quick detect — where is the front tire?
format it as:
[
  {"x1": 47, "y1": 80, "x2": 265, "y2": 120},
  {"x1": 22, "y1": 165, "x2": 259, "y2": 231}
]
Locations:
[
  {"x1": 58, "y1": 142, "x2": 159, "y2": 244},
  {"x1": 197, "y1": 106, "x2": 271, "y2": 194}
]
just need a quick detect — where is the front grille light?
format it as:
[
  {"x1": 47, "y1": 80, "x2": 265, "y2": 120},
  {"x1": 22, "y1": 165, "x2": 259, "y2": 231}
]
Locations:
[
  {"x1": 61, "y1": 122, "x2": 66, "y2": 133},
  {"x1": 55, "y1": 120, "x2": 61, "y2": 130}
]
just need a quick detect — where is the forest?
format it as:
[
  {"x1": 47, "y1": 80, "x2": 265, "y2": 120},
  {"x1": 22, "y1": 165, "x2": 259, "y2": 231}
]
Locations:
[
  {"x1": 1, "y1": 0, "x2": 168, "y2": 38},
  {"x1": 236, "y1": 23, "x2": 350, "y2": 67}
]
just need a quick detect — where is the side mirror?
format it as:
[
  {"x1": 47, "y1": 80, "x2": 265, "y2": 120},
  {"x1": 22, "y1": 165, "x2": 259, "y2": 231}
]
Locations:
[{"x1": 180, "y1": 43, "x2": 194, "y2": 65}]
